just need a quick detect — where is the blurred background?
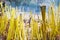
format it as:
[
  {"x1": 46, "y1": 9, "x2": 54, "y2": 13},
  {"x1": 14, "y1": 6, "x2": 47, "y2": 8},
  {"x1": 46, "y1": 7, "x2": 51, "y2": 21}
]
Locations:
[{"x1": 0, "y1": 0, "x2": 60, "y2": 14}]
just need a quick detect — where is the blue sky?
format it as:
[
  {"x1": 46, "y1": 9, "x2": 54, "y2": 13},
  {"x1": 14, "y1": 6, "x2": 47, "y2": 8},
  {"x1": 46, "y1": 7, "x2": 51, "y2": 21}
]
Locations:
[{"x1": 6, "y1": 0, "x2": 60, "y2": 13}]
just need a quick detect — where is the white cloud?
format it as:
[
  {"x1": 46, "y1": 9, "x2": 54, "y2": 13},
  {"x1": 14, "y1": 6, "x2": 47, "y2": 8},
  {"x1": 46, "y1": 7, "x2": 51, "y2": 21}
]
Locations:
[{"x1": 30, "y1": 0, "x2": 37, "y2": 4}]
